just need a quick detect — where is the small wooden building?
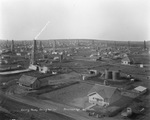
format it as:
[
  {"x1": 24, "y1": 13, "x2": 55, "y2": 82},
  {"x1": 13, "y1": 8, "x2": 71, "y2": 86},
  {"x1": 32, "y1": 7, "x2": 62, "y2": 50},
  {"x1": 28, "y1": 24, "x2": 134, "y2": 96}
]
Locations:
[
  {"x1": 18, "y1": 75, "x2": 40, "y2": 89},
  {"x1": 133, "y1": 86, "x2": 147, "y2": 94},
  {"x1": 121, "y1": 56, "x2": 134, "y2": 65},
  {"x1": 87, "y1": 84, "x2": 121, "y2": 107}
]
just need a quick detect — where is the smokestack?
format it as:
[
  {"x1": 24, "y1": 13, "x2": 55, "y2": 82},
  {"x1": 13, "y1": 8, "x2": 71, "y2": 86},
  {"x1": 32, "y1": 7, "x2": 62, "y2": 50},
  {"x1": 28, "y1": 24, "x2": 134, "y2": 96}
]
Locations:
[
  {"x1": 31, "y1": 40, "x2": 37, "y2": 65},
  {"x1": 11, "y1": 40, "x2": 14, "y2": 53}
]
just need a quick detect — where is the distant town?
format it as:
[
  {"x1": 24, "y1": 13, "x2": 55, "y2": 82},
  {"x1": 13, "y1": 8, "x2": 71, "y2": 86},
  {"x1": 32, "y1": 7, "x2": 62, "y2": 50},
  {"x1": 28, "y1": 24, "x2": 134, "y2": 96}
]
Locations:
[{"x1": 0, "y1": 39, "x2": 149, "y2": 120}]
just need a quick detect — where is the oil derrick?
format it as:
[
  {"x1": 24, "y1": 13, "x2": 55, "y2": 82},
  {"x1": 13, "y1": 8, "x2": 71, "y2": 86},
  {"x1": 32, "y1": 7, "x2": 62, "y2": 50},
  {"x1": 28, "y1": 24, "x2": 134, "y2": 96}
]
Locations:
[
  {"x1": 114, "y1": 41, "x2": 117, "y2": 48},
  {"x1": 11, "y1": 40, "x2": 15, "y2": 54},
  {"x1": 77, "y1": 40, "x2": 80, "y2": 46},
  {"x1": 92, "y1": 40, "x2": 95, "y2": 46},
  {"x1": 5, "y1": 40, "x2": 9, "y2": 48},
  {"x1": 39, "y1": 41, "x2": 43, "y2": 52},
  {"x1": 128, "y1": 41, "x2": 130, "y2": 48},
  {"x1": 106, "y1": 41, "x2": 108, "y2": 47},
  {"x1": 22, "y1": 41, "x2": 25, "y2": 49},
  {"x1": 24, "y1": 41, "x2": 27, "y2": 51},
  {"x1": 49, "y1": 40, "x2": 52, "y2": 48},
  {"x1": 144, "y1": 40, "x2": 147, "y2": 50},
  {"x1": 53, "y1": 40, "x2": 56, "y2": 52},
  {"x1": 31, "y1": 40, "x2": 37, "y2": 65}
]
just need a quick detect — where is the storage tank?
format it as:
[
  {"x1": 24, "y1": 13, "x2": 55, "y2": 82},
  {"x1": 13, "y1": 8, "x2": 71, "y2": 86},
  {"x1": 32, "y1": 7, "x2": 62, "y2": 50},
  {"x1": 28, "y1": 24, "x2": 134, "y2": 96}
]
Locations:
[
  {"x1": 112, "y1": 70, "x2": 120, "y2": 80},
  {"x1": 105, "y1": 69, "x2": 112, "y2": 79}
]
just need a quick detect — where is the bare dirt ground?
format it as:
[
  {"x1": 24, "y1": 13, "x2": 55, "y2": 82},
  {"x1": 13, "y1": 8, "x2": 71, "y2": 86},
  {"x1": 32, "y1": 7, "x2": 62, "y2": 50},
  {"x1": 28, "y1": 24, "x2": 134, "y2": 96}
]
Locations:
[
  {"x1": 39, "y1": 82, "x2": 94, "y2": 108},
  {"x1": 0, "y1": 96, "x2": 75, "y2": 120}
]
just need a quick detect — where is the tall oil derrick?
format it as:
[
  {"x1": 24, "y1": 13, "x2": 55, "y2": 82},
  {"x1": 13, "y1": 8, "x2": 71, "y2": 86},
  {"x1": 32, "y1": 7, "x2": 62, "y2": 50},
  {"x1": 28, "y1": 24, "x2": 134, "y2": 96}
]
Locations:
[
  {"x1": 128, "y1": 41, "x2": 130, "y2": 48},
  {"x1": 53, "y1": 40, "x2": 56, "y2": 52},
  {"x1": 48, "y1": 40, "x2": 52, "y2": 48},
  {"x1": 5, "y1": 40, "x2": 9, "y2": 48},
  {"x1": 114, "y1": 41, "x2": 117, "y2": 48},
  {"x1": 31, "y1": 40, "x2": 37, "y2": 65},
  {"x1": 92, "y1": 40, "x2": 95, "y2": 46},
  {"x1": 23, "y1": 40, "x2": 27, "y2": 51},
  {"x1": 77, "y1": 39, "x2": 80, "y2": 46},
  {"x1": 106, "y1": 41, "x2": 108, "y2": 47},
  {"x1": 22, "y1": 41, "x2": 25, "y2": 50},
  {"x1": 11, "y1": 40, "x2": 15, "y2": 53},
  {"x1": 39, "y1": 41, "x2": 43, "y2": 52},
  {"x1": 144, "y1": 40, "x2": 147, "y2": 50}
]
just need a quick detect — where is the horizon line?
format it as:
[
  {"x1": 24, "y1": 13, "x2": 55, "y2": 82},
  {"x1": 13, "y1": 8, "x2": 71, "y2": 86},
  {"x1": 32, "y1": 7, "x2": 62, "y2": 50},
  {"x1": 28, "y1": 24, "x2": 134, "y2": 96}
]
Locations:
[{"x1": 0, "y1": 39, "x2": 149, "y2": 42}]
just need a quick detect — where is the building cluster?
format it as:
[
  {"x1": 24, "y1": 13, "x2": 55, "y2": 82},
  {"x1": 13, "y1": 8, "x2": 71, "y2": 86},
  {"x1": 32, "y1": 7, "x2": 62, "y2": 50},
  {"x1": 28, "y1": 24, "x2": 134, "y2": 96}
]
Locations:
[{"x1": 86, "y1": 84, "x2": 147, "y2": 111}]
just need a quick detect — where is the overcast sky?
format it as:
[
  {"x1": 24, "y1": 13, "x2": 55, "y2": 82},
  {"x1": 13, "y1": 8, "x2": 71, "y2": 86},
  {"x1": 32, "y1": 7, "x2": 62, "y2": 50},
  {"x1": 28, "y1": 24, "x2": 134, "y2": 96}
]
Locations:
[{"x1": 0, "y1": 0, "x2": 149, "y2": 41}]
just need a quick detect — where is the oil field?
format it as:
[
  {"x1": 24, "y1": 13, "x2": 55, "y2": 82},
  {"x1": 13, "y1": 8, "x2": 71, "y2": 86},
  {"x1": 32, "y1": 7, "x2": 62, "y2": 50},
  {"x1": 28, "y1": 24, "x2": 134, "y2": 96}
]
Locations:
[
  {"x1": 0, "y1": 0, "x2": 149, "y2": 120},
  {"x1": 0, "y1": 39, "x2": 150, "y2": 120}
]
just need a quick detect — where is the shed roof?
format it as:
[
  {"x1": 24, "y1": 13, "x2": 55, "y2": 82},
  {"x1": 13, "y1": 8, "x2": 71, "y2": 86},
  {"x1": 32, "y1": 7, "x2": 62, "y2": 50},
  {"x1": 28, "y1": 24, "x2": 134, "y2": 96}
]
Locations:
[
  {"x1": 88, "y1": 84, "x2": 117, "y2": 99},
  {"x1": 134, "y1": 86, "x2": 147, "y2": 92},
  {"x1": 130, "y1": 55, "x2": 150, "y2": 64},
  {"x1": 122, "y1": 55, "x2": 150, "y2": 64},
  {"x1": 122, "y1": 56, "x2": 134, "y2": 62},
  {"x1": 19, "y1": 74, "x2": 37, "y2": 87}
]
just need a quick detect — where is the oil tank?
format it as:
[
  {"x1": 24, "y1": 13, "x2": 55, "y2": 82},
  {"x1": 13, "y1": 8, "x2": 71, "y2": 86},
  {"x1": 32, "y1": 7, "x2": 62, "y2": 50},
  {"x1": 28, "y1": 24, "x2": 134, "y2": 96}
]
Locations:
[
  {"x1": 112, "y1": 70, "x2": 120, "y2": 80},
  {"x1": 105, "y1": 69, "x2": 112, "y2": 79}
]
